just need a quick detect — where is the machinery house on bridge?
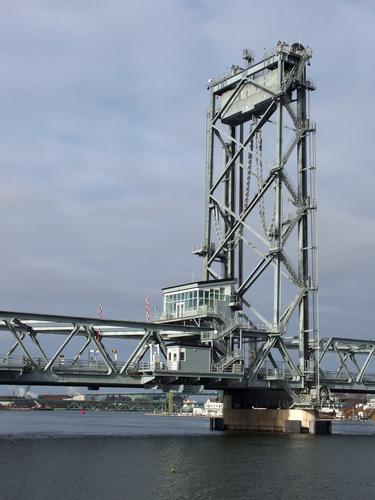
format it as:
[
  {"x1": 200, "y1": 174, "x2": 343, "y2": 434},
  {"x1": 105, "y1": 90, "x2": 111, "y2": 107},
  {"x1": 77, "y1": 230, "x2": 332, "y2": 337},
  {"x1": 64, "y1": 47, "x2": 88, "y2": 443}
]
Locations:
[{"x1": 159, "y1": 279, "x2": 236, "y2": 323}]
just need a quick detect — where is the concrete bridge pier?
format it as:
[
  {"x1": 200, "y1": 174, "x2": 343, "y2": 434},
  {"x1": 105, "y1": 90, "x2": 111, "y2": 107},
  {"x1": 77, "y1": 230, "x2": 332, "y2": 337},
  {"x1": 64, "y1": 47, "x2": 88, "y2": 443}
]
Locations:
[{"x1": 222, "y1": 391, "x2": 331, "y2": 434}]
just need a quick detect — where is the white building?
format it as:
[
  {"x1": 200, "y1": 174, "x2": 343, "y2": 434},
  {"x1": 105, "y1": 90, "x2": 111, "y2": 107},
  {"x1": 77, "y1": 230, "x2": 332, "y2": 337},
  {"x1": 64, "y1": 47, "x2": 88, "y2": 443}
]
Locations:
[
  {"x1": 192, "y1": 398, "x2": 223, "y2": 417},
  {"x1": 204, "y1": 398, "x2": 223, "y2": 416},
  {"x1": 363, "y1": 398, "x2": 375, "y2": 410}
]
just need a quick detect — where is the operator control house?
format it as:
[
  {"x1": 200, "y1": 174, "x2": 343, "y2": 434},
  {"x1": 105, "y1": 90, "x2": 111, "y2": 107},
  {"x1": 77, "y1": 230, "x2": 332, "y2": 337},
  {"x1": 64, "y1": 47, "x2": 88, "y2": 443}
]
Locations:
[{"x1": 160, "y1": 279, "x2": 236, "y2": 321}]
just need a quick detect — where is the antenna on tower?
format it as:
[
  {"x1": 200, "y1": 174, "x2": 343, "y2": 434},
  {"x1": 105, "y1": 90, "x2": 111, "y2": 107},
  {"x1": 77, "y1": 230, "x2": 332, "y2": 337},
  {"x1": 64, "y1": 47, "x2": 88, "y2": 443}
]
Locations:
[
  {"x1": 145, "y1": 296, "x2": 150, "y2": 321},
  {"x1": 242, "y1": 48, "x2": 255, "y2": 68}
]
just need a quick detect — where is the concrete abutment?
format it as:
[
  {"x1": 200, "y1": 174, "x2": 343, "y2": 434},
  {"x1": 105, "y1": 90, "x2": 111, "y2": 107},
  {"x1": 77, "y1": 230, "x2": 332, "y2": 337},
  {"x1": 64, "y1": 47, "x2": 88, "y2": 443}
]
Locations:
[{"x1": 222, "y1": 391, "x2": 331, "y2": 434}]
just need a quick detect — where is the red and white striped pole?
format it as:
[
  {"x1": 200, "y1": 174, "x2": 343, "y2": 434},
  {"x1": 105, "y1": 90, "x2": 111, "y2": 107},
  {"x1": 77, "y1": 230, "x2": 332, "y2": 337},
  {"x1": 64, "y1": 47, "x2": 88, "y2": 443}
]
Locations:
[
  {"x1": 145, "y1": 297, "x2": 150, "y2": 321},
  {"x1": 96, "y1": 304, "x2": 103, "y2": 341}
]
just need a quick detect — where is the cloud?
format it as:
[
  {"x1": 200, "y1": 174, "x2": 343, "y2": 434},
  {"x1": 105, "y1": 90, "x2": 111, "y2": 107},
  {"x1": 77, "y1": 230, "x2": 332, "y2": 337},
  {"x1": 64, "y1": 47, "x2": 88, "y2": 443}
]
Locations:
[{"x1": 0, "y1": 0, "x2": 373, "y2": 343}]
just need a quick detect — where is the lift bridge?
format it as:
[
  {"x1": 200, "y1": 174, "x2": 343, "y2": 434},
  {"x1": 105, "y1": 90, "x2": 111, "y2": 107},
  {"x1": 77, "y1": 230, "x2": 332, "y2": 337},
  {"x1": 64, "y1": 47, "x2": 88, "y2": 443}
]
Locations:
[{"x1": 1, "y1": 41, "x2": 374, "y2": 409}]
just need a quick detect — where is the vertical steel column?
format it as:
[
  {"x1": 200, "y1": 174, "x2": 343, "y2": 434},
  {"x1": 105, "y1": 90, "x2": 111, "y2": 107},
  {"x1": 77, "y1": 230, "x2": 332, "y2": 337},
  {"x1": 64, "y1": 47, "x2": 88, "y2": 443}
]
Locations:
[
  {"x1": 204, "y1": 92, "x2": 215, "y2": 280},
  {"x1": 224, "y1": 144, "x2": 230, "y2": 279},
  {"x1": 297, "y1": 68, "x2": 309, "y2": 379},
  {"x1": 238, "y1": 124, "x2": 244, "y2": 288},
  {"x1": 309, "y1": 121, "x2": 319, "y2": 400},
  {"x1": 273, "y1": 55, "x2": 283, "y2": 328},
  {"x1": 229, "y1": 125, "x2": 236, "y2": 279}
]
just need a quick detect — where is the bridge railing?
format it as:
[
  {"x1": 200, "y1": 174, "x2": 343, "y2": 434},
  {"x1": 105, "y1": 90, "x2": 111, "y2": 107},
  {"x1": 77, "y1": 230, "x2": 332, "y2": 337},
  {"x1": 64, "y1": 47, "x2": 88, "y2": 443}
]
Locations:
[
  {"x1": 0, "y1": 355, "x2": 31, "y2": 369},
  {"x1": 128, "y1": 361, "x2": 244, "y2": 375},
  {"x1": 201, "y1": 319, "x2": 268, "y2": 342},
  {"x1": 0, "y1": 355, "x2": 113, "y2": 373},
  {"x1": 216, "y1": 349, "x2": 243, "y2": 370},
  {"x1": 321, "y1": 371, "x2": 375, "y2": 383},
  {"x1": 5, "y1": 352, "x2": 375, "y2": 387},
  {"x1": 212, "y1": 364, "x2": 244, "y2": 375},
  {"x1": 258, "y1": 367, "x2": 295, "y2": 380},
  {"x1": 154, "y1": 304, "x2": 227, "y2": 322},
  {"x1": 255, "y1": 367, "x2": 375, "y2": 385}
]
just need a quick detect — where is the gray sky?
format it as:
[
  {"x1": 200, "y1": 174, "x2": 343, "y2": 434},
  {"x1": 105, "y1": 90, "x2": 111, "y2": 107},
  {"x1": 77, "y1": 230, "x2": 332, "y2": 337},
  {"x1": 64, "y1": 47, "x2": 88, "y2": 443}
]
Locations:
[{"x1": 0, "y1": 0, "x2": 374, "y2": 340}]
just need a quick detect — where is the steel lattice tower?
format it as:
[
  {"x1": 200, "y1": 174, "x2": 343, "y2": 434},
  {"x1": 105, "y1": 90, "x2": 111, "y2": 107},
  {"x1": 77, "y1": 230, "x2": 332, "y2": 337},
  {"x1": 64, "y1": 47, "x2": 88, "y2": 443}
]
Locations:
[{"x1": 196, "y1": 42, "x2": 318, "y2": 391}]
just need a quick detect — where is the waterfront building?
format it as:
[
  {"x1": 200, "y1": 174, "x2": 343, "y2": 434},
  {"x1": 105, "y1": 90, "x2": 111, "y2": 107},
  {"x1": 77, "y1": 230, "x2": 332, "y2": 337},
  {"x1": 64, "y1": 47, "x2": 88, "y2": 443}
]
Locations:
[
  {"x1": 204, "y1": 398, "x2": 223, "y2": 416},
  {"x1": 192, "y1": 398, "x2": 223, "y2": 417}
]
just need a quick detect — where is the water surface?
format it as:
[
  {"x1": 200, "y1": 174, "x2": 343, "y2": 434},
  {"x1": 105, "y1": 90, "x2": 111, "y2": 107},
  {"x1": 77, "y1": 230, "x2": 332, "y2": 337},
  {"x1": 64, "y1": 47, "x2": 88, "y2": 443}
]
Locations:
[{"x1": 0, "y1": 411, "x2": 374, "y2": 500}]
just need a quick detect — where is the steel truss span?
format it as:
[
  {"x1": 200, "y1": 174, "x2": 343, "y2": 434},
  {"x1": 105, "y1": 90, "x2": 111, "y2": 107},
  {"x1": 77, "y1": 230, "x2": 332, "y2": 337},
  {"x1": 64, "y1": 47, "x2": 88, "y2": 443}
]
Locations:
[{"x1": 1, "y1": 311, "x2": 375, "y2": 403}]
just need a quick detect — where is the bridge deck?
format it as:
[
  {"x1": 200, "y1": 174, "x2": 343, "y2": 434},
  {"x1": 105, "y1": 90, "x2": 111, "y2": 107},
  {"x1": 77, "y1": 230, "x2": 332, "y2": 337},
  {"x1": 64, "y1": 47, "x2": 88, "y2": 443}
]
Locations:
[{"x1": 0, "y1": 310, "x2": 375, "y2": 397}]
